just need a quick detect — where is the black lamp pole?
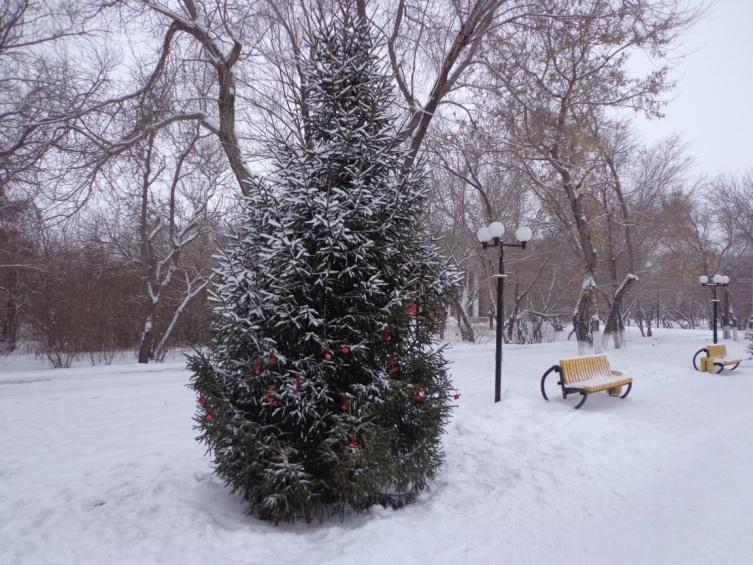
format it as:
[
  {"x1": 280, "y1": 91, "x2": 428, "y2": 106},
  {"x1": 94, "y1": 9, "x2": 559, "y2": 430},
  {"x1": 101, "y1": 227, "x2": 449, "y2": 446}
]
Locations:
[
  {"x1": 699, "y1": 275, "x2": 730, "y2": 344},
  {"x1": 495, "y1": 247, "x2": 504, "y2": 403},
  {"x1": 712, "y1": 285, "x2": 719, "y2": 344},
  {"x1": 482, "y1": 235, "x2": 528, "y2": 403}
]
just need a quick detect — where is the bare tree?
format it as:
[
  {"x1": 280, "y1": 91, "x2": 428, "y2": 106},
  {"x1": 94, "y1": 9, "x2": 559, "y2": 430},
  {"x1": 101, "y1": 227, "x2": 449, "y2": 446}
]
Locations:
[
  {"x1": 98, "y1": 122, "x2": 226, "y2": 362},
  {"x1": 478, "y1": 0, "x2": 696, "y2": 352}
]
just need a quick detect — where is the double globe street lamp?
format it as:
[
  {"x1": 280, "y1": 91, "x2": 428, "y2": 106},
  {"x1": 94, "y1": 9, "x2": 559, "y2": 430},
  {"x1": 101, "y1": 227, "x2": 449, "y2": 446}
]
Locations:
[
  {"x1": 698, "y1": 274, "x2": 730, "y2": 344},
  {"x1": 477, "y1": 222, "x2": 532, "y2": 403}
]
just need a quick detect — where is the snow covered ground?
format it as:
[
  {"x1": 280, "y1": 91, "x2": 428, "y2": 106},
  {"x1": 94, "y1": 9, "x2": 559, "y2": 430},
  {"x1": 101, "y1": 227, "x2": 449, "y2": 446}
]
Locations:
[{"x1": 2, "y1": 329, "x2": 752, "y2": 565}]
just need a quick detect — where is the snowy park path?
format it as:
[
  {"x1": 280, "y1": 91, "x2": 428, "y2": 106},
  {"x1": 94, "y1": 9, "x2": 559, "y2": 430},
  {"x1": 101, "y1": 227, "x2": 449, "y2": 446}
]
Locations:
[{"x1": 1, "y1": 330, "x2": 752, "y2": 565}]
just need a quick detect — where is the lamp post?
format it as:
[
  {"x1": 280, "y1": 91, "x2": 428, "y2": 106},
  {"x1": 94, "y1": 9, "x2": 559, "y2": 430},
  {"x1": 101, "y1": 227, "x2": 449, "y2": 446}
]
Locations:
[
  {"x1": 698, "y1": 274, "x2": 730, "y2": 344},
  {"x1": 477, "y1": 222, "x2": 532, "y2": 403}
]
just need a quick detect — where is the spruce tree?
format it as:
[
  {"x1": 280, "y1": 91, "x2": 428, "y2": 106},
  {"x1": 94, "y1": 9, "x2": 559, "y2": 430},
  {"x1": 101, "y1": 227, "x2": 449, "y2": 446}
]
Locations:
[{"x1": 188, "y1": 7, "x2": 459, "y2": 523}]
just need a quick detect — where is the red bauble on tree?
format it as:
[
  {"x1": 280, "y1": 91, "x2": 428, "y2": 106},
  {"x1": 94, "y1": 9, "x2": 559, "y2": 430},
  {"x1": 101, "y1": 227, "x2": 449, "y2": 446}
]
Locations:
[
  {"x1": 340, "y1": 343, "x2": 351, "y2": 359},
  {"x1": 323, "y1": 348, "x2": 334, "y2": 362},
  {"x1": 383, "y1": 327, "x2": 393, "y2": 343},
  {"x1": 340, "y1": 394, "x2": 349, "y2": 412},
  {"x1": 387, "y1": 358, "x2": 400, "y2": 376},
  {"x1": 252, "y1": 356, "x2": 263, "y2": 375},
  {"x1": 412, "y1": 390, "x2": 425, "y2": 403},
  {"x1": 265, "y1": 385, "x2": 276, "y2": 406},
  {"x1": 198, "y1": 392, "x2": 206, "y2": 406},
  {"x1": 268, "y1": 353, "x2": 278, "y2": 367},
  {"x1": 348, "y1": 437, "x2": 360, "y2": 449},
  {"x1": 205, "y1": 411, "x2": 215, "y2": 423},
  {"x1": 406, "y1": 301, "x2": 418, "y2": 316}
]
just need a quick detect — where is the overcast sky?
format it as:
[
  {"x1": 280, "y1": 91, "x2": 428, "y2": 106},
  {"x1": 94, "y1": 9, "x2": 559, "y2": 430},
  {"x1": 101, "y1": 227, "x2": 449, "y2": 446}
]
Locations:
[{"x1": 633, "y1": 0, "x2": 753, "y2": 176}]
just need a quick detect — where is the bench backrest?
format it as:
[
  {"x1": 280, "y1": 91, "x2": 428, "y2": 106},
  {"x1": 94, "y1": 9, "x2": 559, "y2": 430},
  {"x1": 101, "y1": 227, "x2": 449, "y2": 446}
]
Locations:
[
  {"x1": 707, "y1": 344, "x2": 728, "y2": 358},
  {"x1": 559, "y1": 354, "x2": 612, "y2": 384}
]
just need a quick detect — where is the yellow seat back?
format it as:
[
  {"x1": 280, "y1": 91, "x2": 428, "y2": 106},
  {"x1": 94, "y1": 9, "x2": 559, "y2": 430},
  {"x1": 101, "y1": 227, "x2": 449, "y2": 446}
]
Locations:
[
  {"x1": 707, "y1": 344, "x2": 727, "y2": 358},
  {"x1": 559, "y1": 354, "x2": 612, "y2": 385}
]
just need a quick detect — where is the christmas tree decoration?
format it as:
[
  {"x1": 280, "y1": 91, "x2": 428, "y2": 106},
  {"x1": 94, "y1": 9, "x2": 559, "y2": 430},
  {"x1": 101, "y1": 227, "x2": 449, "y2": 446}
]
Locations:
[
  {"x1": 205, "y1": 412, "x2": 214, "y2": 423},
  {"x1": 198, "y1": 392, "x2": 206, "y2": 406},
  {"x1": 453, "y1": 389, "x2": 461, "y2": 401},
  {"x1": 383, "y1": 327, "x2": 393, "y2": 344},
  {"x1": 268, "y1": 353, "x2": 278, "y2": 367},
  {"x1": 412, "y1": 390, "x2": 425, "y2": 403},
  {"x1": 406, "y1": 301, "x2": 418, "y2": 316},
  {"x1": 265, "y1": 385, "x2": 276, "y2": 407},
  {"x1": 187, "y1": 6, "x2": 459, "y2": 524}
]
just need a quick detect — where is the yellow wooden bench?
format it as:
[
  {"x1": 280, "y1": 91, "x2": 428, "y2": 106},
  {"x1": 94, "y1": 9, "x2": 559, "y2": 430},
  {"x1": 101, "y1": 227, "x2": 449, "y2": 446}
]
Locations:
[
  {"x1": 540, "y1": 354, "x2": 633, "y2": 409},
  {"x1": 692, "y1": 344, "x2": 742, "y2": 373}
]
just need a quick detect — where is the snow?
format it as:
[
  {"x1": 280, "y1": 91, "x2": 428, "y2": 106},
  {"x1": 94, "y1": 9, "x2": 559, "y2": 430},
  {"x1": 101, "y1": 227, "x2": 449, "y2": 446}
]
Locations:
[{"x1": 2, "y1": 329, "x2": 753, "y2": 565}]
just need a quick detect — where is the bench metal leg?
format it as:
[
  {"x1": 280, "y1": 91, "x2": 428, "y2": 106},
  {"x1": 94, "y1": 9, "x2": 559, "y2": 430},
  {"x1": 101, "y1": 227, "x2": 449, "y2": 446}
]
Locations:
[
  {"x1": 574, "y1": 392, "x2": 588, "y2": 409},
  {"x1": 540, "y1": 365, "x2": 561, "y2": 402},
  {"x1": 620, "y1": 382, "x2": 632, "y2": 399},
  {"x1": 693, "y1": 348, "x2": 709, "y2": 371}
]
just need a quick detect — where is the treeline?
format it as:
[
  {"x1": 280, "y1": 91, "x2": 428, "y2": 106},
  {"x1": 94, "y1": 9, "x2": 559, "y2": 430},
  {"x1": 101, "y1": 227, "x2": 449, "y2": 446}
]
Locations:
[
  {"x1": 1, "y1": 204, "x2": 214, "y2": 365},
  {"x1": 430, "y1": 135, "x2": 753, "y2": 347},
  {"x1": 2, "y1": 0, "x2": 752, "y2": 365}
]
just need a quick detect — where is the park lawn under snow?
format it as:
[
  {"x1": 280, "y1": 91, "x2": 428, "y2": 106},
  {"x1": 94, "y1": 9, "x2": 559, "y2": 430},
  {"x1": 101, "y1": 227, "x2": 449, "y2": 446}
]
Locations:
[{"x1": 1, "y1": 329, "x2": 752, "y2": 565}]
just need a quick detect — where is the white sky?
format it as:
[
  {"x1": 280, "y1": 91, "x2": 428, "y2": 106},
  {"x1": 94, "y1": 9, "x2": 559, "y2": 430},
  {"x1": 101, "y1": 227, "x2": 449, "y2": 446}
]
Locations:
[{"x1": 633, "y1": 0, "x2": 753, "y2": 176}]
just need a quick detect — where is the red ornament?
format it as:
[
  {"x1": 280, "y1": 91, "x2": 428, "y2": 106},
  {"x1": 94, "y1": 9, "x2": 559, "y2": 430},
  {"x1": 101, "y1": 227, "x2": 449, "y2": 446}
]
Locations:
[
  {"x1": 265, "y1": 385, "x2": 276, "y2": 406},
  {"x1": 412, "y1": 390, "x2": 425, "y2": 402},
  {"x1": 453, "y1": 390, "x2": 461, "y2": 400},
  {"x1": 340, "y1": 394, "x2": 349, "y2": 412},
  {"x1": 340, "y1": 344, "x2": 351, "y2": 358},
  {"x1": 348, "y1": 437, "x2": 360, "y2": 449},
  {"x1": 387, "y1": 358, "x2": 399, "y2": 376},
  {"x1": 253, "y1": 356, "x2": 263, "y2": 375},
  {"x1": 268, "y1": 353, "x2": 278, "y2": 367},
  {"x1": 406, "y1": 301, "x2": 418, "y2": 316},
  {"x1": 198, "y1": 392, "x2": 206, "y2": 406},
  {"x1": 205, "y1": 411, "x2": 214, "y2": 423},
  {"x1": 323, "y1": 348, "x2": 334, "y2": 361},
  {"x1": 384, "y1": 327, "x2": 393, "y2": 343}
]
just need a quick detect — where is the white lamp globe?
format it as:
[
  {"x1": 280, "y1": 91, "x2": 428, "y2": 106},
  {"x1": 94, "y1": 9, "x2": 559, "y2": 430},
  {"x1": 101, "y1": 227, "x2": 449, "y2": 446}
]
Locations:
[
  {"x1": 488, "y1": 222, "x2": 505, "y2": 238},
  {"x1": 713, "y1": 274, "x2": 722, "y2": 284},
  {"x1": 515, "y1": 226, "x2": 533, "y2": 242},
  {"x1": 476, "y1": 227, "x2": 492, "y2": 243},
  {"x1": 698, "y1": 275, "x2": 708, "y2": 284},
  {"x1": 721, "y1": 275, "x2": 730, "y2": 284}
]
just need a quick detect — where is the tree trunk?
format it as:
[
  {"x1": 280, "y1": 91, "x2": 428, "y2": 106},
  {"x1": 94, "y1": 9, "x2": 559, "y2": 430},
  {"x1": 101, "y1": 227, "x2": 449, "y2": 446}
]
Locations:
[
  {"x1": 138, "y1": 315, "x2": 155, "y2": 364},
  {"x1": 453, "y1": 297, "x2": 476, "y2": 342},
  {"x1": 573, "y1": 275, "x2": 597, "y2": 354},
  {"x1": 1, "y1": 291, "x2": 19, "y2": 353},
  {"x1": 635, "y1": 316, "x2": 645, "y2": 337},
  {"x1": 602, "y1": 274, "x2": 638, "y2": 349},
  {"x1": 558, "y1": 168, "x2": 599, "y2": 354}
]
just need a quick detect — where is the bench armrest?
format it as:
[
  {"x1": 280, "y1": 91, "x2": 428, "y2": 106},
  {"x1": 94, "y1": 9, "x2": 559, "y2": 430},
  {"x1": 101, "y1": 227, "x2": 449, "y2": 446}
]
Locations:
[{"x1": 610, "y1": 370, "x2": 623, "y2": 376}]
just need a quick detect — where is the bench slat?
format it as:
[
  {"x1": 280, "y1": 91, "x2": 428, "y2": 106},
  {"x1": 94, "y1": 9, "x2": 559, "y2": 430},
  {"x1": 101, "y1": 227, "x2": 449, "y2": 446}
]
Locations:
[{"x1": 559, "y1": 354, "x2": 632, "y2": 391}]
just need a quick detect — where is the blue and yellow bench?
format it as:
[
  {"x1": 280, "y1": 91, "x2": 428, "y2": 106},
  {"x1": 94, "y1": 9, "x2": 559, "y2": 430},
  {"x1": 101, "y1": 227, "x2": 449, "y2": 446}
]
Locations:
[
  {"x1": 693, "y1": 344, "x2": 742, "y2": 373},
  {"x1": 541, "y1": 354, "x2": 633, "y2": 409}
]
